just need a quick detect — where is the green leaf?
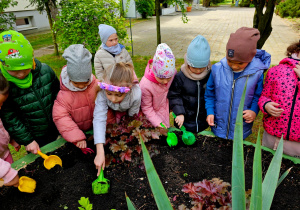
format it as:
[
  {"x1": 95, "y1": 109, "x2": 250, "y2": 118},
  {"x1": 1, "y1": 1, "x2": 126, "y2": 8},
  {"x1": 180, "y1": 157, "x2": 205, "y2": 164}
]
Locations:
[
  {"x1": 125, "y1": 193, "x2": 136, "y2": 210},
  {"x1": 231, "y1": 79, "x2": 247, "y2": 210},
  {"x1": 249, "y1": 128, "x2": 262, "y2": 210},
  {"x1": 197, "y1": 130, "x2": 216, "y2": 137},
  {"x1": 277, "y1": 167, "x2": 292, "y2": 188},
  {"x1": 140, "y1": 134, "x2": 173, "y2": 210},
  {"x1": 262, "y1": 137, "x2": 284, "y2": 210}
]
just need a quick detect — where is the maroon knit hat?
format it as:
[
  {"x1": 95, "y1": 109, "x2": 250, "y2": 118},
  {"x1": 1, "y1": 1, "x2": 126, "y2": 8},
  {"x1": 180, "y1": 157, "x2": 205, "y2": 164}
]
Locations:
[{"x1": 226, "y1": 27, "x2": 260, "y2": 63}]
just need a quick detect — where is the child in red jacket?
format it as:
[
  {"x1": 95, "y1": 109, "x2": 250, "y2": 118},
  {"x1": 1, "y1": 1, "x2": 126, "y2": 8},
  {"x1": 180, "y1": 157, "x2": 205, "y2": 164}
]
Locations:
[
  {"x1": 258, "y1": 41, "x2": 300, "y2": 157},
  {"x1": 53, "y1": 44, "x2": 99, "y2": 150}
]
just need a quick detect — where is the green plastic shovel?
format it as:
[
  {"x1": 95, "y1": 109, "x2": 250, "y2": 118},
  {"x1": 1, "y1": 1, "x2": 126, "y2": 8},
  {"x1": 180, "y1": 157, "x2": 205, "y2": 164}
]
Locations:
[
  {"x1": 92, "y1": 168, "x2": 110, "y2": 195},
  {"x1": 172, "y1": 113, "x2": 196, "y2": 145},
  {"x1": 160, "y1": 123, "x2": 178, "y2": 147}
]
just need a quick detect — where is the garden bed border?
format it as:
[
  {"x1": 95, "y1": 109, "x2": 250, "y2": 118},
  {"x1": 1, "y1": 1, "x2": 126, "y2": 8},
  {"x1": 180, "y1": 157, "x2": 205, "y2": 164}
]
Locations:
[{"x1": 11, "y1": 135, "x2": 300, "y2": 171}]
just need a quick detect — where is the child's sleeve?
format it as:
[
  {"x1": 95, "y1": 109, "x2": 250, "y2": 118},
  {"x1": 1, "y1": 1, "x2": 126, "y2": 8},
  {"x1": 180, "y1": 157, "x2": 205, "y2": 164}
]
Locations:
[
  {"x1": 167, "y1": 75, "x2": 185, "y2": 116},
  {"x1": 0, "y1": 98, "x2": 34, "y2": 146},
  {"x1": 250, "y1": 73, "x2": 264, "y2": 115},
  {"x1": 204, "y1": 73, "x2": 216, "y2": 116},
  {"x1": 93, "y1": 92, "x2": 109, "y2": 144},
  {"x1": 128, "y1": 85, "x2": 142, "y2": 117},
  {"x1": 258, "y1": 70, "x2": 274, "y2": 115},
  {"x1": 94, "y1": 51, "x2": 105, "y2": 81},
  {"x1": 52, "y1": 93, "x2": 86, "y2": 143},
  {"x1": 0, "y1": 158, "x2": 17, "y2": 184},
  {"x1": 141, "y1": 85, "x2": 163, "y2": 127}
]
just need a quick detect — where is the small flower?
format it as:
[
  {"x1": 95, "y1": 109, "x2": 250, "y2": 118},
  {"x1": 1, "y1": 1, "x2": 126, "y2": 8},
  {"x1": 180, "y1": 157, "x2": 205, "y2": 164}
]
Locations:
[
  {"x1": 108, "y1": 85, "x2": 114, "y2": 91},
  {"x1": 119, "y1": 87, "x2": 126, "y2": 93}
]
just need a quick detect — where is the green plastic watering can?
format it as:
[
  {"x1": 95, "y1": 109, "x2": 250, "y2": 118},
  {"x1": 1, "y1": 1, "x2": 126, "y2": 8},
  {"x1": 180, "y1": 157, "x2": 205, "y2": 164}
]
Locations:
[
  {"x1": 172, "y1": 113, "x2": 196, "y2": 145},
  {"x1": 160, "y1": 123, "x2": 178, "y2": 147},
  {"x1": 92, "y1": 168, "x2": 110, "y2": 195}
]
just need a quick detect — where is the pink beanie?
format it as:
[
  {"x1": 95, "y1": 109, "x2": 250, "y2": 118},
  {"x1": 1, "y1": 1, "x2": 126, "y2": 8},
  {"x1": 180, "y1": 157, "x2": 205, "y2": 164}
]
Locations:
[
  {"x1": 226, "y1": 27, "x2": 260, "y2": 63},
  {"x1": 153, "y1": 43, "x2": 176, "y2": 78}
]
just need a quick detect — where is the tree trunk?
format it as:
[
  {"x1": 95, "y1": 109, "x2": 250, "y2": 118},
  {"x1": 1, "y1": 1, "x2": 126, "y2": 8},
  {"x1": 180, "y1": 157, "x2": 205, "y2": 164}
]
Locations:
[
  {"x1": 45, "y1": 2, "x2": 59, "y2": 56},
  {"x1": 203, "y1": 0, "x2": 210, "y2": 7},
  {"x1": 155, "y1": 0, "x2": 161, "y2": 45},
  {"x1": 253, "y1": 0, "x2": 276, "y2": 49}
]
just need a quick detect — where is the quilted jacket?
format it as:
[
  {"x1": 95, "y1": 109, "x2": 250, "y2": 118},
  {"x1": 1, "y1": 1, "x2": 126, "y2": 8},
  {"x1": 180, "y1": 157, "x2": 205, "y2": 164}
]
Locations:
[
  {"x1": 0, "y1": 59, "x2": 60, "y2": 146},
  {"x1": 258, "y1": 57, "x2": 300, "y2": 142},
  {"x1": 94, "y1": 45, "x2": 133, "y2": 81},
  {"x1": 53, "y1": 67, "x2": 98, "y2": 143}
]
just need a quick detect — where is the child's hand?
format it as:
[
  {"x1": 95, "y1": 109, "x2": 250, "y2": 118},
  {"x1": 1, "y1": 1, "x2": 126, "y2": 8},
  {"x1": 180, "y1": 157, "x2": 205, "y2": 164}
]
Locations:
[
  {"x1": 94, "y1": 154, "x2": 105, "y2": 176},
  {"x1": 76, "y1": 140, "x2": 87, "y2": 149},
  {"x1": 206, "y1": 115, "x2": 215, "y2": 126},
  {"x1": 265, "y1": 102, "x2": 284, "y2": 117},
  {"x1": 175, "y1": 115, "x2": 184, "y2": 128},
  {"x1": 4, "y1": 174, "x2": 19, "y2": 187},
  {"x1": 95, "y1": 143, "x2": 105, "y2": 176},
  {"x1": 293, "y1": 64, "x2": 300, "y2": 78},
  {"x1": 243, "y1": 110, "x2": 256, "y2": 123},
  {"x1": 25, "y1": 140, "x2": 40, "y2": 154}
]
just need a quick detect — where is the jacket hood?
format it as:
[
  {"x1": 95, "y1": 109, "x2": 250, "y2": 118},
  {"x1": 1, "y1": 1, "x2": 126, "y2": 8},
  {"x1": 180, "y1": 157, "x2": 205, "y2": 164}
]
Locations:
[
  {"x1": 220, "y1": 49, "x2": 271, "y2": 75},
  {"x1": 279, "y1": 57, "x2": 299, "y2": 68}
]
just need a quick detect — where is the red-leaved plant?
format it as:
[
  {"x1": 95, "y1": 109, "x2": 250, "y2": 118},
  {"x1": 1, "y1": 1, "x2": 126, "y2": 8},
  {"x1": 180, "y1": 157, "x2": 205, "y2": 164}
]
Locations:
[
  {"x1": 180, "y1": 178, "x2": 232, "y2": 210},
  {"x1": 104, "y1": 114, "x2": 167, "y2": 167}
]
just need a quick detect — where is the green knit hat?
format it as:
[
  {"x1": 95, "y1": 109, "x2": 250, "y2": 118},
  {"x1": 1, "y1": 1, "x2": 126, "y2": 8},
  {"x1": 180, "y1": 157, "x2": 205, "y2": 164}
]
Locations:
[{"x1": 0, "y1": 30, "x2": 33, "y2": 71}]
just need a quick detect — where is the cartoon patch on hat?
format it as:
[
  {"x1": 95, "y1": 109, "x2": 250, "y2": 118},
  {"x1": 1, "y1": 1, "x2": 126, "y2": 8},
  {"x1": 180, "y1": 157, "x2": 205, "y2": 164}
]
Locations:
[{"x1": 6, "y1": 49, "x2": 22, "y2": 59}]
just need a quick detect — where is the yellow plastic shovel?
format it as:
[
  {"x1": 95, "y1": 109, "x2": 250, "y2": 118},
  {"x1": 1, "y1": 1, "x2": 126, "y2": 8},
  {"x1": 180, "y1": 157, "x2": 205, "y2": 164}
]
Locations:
[
  {"x1": 37, "y1": 150, "x2": 62, "y2": 170},
  {"x1": 18, "y1": 176, "x2": 36, "y2": 193},
  {"x1": 0, "y1": 176, "x2": 36, "y2": 193}
]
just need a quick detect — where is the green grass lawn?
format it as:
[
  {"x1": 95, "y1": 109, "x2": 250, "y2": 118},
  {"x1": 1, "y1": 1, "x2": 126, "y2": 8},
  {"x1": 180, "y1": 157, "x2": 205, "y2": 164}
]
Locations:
[{"x1": 25, "y1": 32, "x2": 54, "y2": 50}]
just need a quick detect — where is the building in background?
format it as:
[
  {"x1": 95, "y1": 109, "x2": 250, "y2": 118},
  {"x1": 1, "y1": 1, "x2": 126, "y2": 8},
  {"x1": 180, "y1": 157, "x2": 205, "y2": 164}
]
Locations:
[{"x1": 4, "y1": 0, "x2": 51, "y2": 34}]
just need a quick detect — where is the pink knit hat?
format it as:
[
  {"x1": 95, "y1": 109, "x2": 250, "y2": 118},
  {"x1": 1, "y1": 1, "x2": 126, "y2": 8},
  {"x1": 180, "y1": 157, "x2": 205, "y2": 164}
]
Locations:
[
  {"x1": 153, "y1": 43, "x2": 176, "y2": 78},
  {"x1": 226, "y1": 27, "x2": 260, "y2": 63}
]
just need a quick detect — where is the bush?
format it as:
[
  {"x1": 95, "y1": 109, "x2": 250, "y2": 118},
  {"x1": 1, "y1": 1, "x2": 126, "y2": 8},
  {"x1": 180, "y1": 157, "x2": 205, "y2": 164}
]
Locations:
[
  {"x1": 135, "y1": 0, "x2": 155, "y2": 19},
  {"x1": 275, "y1": 0, "x2": 300, "y2": 18},
  {"x1": 54, "y1": 0, "x2": 129, "y2": 55},
  {"x1": 0, "y1": 0, "x2": 17, "y2": 33}
]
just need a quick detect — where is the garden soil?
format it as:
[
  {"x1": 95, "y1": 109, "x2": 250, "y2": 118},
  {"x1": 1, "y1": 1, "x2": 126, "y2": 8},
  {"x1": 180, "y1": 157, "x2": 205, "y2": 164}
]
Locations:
[{"x1": 1, "y1": 135, "x2": 299, "y2": 210}]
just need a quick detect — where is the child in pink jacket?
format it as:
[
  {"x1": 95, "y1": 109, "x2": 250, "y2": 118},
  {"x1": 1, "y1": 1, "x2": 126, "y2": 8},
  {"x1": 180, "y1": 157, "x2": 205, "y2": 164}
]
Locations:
[
  {"x1": 140, "y1": 43, "x2": 176, "y2": 127},
  {"x1": 0, "y1": 74, "x2": 19, "y2": 187},
  {"x1": 258, "y1": 41, "x2": 300, "y2": 157},
  {"x1": 53, "y1": 44, "x2": 99, "y2": 149}
]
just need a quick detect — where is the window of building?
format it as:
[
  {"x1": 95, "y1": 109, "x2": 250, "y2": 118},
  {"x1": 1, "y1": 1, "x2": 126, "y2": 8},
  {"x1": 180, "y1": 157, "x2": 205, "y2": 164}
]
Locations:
[{"x1": 16, "y1": 17, "x2": 33, "y2": 29}]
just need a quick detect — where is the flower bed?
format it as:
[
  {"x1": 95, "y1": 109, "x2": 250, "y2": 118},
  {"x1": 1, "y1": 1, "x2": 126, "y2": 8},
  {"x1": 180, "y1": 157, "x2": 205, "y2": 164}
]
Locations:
[{"x1": 0, "y1": 135, "x2": 299, "y2": 209}]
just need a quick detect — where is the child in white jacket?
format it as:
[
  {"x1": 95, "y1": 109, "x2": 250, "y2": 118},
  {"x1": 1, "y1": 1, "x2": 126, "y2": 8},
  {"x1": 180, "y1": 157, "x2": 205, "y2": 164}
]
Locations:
[{"x1": 93, "y1": 62, "x2": 141, "y2": 176}]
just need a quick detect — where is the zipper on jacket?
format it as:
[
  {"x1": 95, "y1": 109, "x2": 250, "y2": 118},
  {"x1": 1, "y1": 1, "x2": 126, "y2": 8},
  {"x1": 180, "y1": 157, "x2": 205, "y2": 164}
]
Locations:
[
  {"x1": 196, "y1": 81, "x2": 200, "y2": 132},
  {"x1": 226, "y1": 74, "x2": 251, "y2": 139},
  {"x1": 31, "y1": 86, "x2": 51, "y2": 124},
  {"x1": 286, "y1": 82, "x2": 298, "y2": 140}
]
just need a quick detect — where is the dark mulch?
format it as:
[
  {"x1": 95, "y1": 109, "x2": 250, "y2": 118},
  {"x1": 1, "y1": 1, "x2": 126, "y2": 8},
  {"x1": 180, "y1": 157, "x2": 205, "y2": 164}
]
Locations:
[{"x1": 0, "y1": 135, "x2": 299, "y2": 210}]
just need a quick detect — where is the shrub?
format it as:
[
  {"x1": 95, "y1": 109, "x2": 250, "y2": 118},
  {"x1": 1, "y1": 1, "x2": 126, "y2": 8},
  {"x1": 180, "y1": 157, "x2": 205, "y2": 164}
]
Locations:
[
  {"x1": 103, "y1": 114, "x2": 167, "y2": 168},
  {"x1": 135, "y1": 0, "x2": 155, "y2": 19},
  {"x1": 275, "y1": 0, "x2": 300, "y2": 18},
  {"x1": 0, "y1": 0, "x2": 17, "y2": 33},
  {"x1": 54, "y1": 0, "x2": 129, "y2": 55}
]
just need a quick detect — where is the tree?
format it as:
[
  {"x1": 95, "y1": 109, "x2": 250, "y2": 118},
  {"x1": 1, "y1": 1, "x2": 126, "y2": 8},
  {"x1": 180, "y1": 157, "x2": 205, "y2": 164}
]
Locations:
[
  {"x1": 27, "y1": 0, "x2": 59, "y2": 55},
  {"x1": 252, "y1": 0, "x2": 280, "y2": 49},
  {"x1": 155, "y1": 0, "x2": 188, "y2": 45},
  {"x1": 54, "y1": 0, "x2": 128, "y2": 56},
  {"x1": 0, "y1": 0, "x2": 18, "y2": 33}
]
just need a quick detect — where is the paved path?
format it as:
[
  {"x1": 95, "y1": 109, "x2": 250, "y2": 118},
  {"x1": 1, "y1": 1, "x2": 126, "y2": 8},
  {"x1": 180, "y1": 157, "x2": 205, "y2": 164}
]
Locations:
[{"x1": 130, "y1": 6, "x2": 300, "y2": 65}]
